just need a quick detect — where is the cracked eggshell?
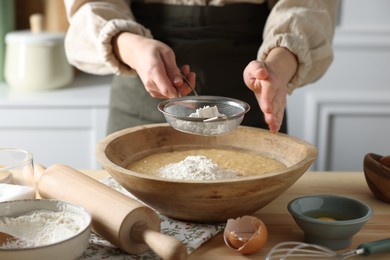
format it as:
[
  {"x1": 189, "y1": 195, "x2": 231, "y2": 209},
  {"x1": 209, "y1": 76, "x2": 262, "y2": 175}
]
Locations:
[{"x1": 223, "y1": 215, "x2": 268, "y2": 255}]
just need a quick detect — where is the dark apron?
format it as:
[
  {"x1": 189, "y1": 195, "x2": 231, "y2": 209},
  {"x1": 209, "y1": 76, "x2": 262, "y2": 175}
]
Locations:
[{"x1": 107, "y1": 3, "x2": 288, "y2": 134}]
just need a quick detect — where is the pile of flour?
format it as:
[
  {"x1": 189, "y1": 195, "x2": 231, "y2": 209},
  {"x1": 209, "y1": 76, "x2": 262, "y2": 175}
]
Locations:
[
  {"x1": 159, "y1": 155, "x2": 239, "y2": 180},
  {"x1": 0, "y1": 209, "x2": 86, "y2": 248}
]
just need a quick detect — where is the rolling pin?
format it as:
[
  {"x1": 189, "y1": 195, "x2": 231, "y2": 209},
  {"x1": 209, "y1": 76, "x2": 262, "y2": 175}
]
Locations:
[{"x1": 35, "y1": 164, "x2": 187, "y2": 260}]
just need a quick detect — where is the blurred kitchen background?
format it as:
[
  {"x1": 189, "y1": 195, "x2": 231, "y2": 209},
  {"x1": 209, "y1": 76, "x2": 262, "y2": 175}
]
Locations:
[{"x1": 0, "y1": 0, "x2": 389, "y2": 170}]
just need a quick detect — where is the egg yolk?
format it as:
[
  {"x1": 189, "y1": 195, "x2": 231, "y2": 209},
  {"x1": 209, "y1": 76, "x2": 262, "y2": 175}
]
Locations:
[{"x1": 317, "y1": 217, "x2": 337, "y2": 221}]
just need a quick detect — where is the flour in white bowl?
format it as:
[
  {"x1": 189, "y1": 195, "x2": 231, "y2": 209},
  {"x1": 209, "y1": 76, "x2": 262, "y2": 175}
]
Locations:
[
  {"x1": 0, "y1": 209, "x2": 86, "y2": 248},
  {"x1": 159, "y1": 155, "x2": 239, "y2": 180}
]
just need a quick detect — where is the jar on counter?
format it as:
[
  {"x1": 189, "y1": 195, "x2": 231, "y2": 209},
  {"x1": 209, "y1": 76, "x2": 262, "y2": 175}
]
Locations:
[{"x1": 4, "y1": 29, "x2": 74, "y2": 91}]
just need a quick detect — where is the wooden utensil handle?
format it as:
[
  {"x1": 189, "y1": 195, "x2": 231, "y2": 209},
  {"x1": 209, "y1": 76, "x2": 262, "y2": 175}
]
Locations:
[{"x1": 131, "y1": 221, "x2": 188, "y2": 260}]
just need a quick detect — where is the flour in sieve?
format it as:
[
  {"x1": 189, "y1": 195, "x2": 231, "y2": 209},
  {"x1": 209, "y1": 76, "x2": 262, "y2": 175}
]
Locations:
[
  {"x1": 159, "y1": 155, "x2": 239, "y2": 180},
  {"x1": 0, "y1": 209, "x2": 86, "y2": 248},
  {"x1": 189, "y1": 105, "x2": 225, "y2": 118},
  {"x1": 173, "y1": 105, "x2": 228, "y2": 135},
  {"x1": 172, "y1": 119, "x2": 230, "y2": 135}
]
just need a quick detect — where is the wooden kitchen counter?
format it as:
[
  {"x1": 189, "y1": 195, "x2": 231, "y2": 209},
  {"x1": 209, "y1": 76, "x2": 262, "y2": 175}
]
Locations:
[{"x1": 82, "y1": 170, "x2": 390, "y2": 259}]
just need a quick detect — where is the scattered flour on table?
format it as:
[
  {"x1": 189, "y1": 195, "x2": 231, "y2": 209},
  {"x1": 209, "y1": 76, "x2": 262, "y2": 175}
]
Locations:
[
  {"x1": 0, "y1": 209, "x2": 85, "y2": 248},
  {"x1": 159, "y1": 155, "x2": 239, "y2": 180}
]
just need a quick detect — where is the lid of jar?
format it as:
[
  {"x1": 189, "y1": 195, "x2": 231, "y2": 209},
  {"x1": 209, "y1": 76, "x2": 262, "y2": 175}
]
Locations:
[{"x1": 5, "y1": 30, "x2": 65, "y2": 44}]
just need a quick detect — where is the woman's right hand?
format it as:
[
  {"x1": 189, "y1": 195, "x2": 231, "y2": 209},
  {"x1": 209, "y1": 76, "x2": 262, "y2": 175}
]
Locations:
[{"x1": 112, "y1": 32, "x2": 195, "y2": 98}]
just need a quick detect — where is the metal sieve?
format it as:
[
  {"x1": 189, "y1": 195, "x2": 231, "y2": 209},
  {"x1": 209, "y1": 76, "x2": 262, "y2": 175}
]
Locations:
[{"x1": 157, "y1": 96, "x2": 250, "y2": 136}]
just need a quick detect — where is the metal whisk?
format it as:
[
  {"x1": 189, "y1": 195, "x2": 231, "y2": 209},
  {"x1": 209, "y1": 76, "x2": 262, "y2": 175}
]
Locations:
[{"x1": 266, "y1": 239, "x2": 390, "y2": 260}]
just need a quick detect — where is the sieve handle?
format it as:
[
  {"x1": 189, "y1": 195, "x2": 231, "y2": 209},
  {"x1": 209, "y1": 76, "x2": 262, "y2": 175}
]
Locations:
[
  {"x1": 357, "y1": 238, "x2": 390, "y2": 256},
  {"x1": 180, "y1": 72, "x2": 198, "y2": 96}
]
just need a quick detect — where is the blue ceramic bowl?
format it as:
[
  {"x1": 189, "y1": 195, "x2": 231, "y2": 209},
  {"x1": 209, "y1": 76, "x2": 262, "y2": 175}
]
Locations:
[{"x1": 288, "y1": 194, "x2": 373, "y2": 250}]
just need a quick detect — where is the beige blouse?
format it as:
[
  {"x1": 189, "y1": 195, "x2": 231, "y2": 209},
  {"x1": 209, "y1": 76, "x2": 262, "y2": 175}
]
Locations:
[{"x1": 63, "y1": 0, "x2": 339, "y2": 93}]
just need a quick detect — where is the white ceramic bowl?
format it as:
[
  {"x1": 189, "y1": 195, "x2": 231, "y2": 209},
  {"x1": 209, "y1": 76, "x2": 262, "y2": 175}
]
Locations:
[{"x1": 0, "y1": 199, "x2": 92, "y2": 260}]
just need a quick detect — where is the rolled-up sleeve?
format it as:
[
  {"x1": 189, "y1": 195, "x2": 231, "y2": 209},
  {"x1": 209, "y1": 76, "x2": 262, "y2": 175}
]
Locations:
[
  {"x1": 64, "y1": 0, "x2": 152, "y2": 76},
  {"x1": 260, "y1": 0, "x2": 339, "y2": 93}
]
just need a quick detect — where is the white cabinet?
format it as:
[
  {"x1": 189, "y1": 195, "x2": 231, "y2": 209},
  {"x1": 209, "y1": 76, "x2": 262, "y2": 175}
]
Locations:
[{"x1": 0, "y1": 73, "x2": 111, "y2": 169}]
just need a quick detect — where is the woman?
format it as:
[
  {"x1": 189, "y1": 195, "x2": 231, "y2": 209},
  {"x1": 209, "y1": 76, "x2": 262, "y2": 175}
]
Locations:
[{"x1": 64, "y1": 0, "x2": 338, "y2": 134}]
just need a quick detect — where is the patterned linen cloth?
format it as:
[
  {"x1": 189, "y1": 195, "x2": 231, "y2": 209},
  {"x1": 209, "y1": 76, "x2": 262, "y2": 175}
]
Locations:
[{"x1": 80, "y1": 176, "x2": 225, "y2": 259}]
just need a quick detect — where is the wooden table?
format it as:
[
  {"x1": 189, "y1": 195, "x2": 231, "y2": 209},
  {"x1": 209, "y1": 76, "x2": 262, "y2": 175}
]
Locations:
[{"x1": 83, "y1": 170, "x2": 390, "y2": 259}]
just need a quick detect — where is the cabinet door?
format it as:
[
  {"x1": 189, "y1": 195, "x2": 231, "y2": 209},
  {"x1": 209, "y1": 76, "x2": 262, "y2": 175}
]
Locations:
[{"x1": 0, "y1": 107, "x2": 108, "y2": 169}]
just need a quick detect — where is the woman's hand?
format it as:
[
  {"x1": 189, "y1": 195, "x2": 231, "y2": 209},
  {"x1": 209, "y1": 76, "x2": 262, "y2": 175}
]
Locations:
[
  {"x1": 112, "y1": 32, "x2": 195, "y2": 98},
  {"x1": 243, "y1": 47, "x2": 298, "y2": 133}
]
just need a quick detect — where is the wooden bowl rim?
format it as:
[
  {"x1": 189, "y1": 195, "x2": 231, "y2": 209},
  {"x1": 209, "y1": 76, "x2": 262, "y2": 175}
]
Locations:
[
  {"x1": 96, "y1": 123, "x2": 318, "y2": 184},
  {"x1": 364, "y1": 153, "x2": 390, "y2": 175}
]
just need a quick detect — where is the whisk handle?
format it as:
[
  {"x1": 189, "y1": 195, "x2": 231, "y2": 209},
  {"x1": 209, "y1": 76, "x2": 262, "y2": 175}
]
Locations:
[{"x1": 357, "y1": 238, "x2": 390, "y2": 256}]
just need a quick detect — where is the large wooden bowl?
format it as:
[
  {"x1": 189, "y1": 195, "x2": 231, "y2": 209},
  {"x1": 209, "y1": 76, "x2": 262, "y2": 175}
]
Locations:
[{"x1": 96, "y1": 123, "x2": 317, "y2": 222}]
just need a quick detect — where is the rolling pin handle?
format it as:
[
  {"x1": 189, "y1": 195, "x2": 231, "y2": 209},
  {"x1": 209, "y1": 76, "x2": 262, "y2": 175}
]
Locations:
[{"x1": 132, "y1": 222, "x2": 188, "y2": 260}]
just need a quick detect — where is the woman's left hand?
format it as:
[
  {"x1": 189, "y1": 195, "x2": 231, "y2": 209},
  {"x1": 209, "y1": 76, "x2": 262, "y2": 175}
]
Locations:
[{"x1": 243, "y1": 47, "x2": 297, "y2": 133}]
